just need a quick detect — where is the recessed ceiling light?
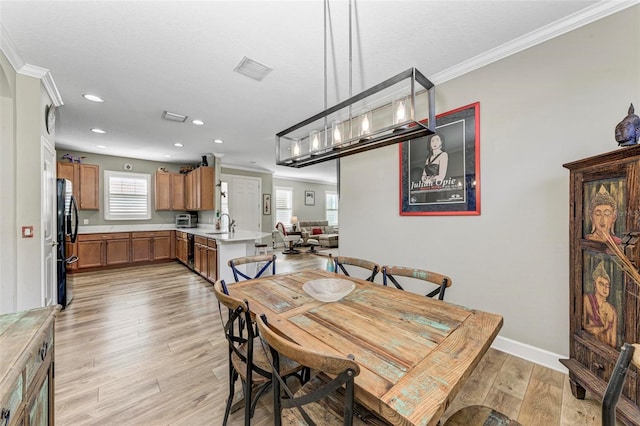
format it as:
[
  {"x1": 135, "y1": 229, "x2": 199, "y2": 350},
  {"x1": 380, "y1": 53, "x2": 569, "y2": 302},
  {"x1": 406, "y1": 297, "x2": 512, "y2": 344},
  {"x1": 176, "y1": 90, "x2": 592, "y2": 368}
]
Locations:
[
  {"x1": 174, "y1": 143, "x2": 183, "y2": 147},
  {"x1": 91, "y1": 128, "x2": 106, "y2": 134},
  {"x1": 96, "y1": 145, "x2": 107, "y2": 149},
  {"x1": 213, "y1": 139, "x2": 223, "y2": 144},
  {"x1": 191, "y1": 119, "x2": 204, "y2": 126},
  {"x1": 83, "y1": 94, "x2": 104, "y2": 102},
  {"x1": 164, "y1": 155, "x2": 172, "y2": 158}
]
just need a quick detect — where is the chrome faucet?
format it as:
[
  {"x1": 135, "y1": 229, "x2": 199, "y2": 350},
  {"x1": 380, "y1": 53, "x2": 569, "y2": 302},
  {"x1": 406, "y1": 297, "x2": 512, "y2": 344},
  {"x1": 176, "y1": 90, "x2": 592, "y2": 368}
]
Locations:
[{"x1": 220, "y1": 213, "x2": 235, "y2": 233}]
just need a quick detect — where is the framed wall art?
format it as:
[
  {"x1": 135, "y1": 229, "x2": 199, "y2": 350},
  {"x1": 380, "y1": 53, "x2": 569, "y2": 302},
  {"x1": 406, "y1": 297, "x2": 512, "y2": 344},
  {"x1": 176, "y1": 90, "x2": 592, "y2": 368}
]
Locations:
[
  {"x1": 305, "y1": 190, "x2": 315, "y2": 206},
  {"x1": 399, "y1": 102, "x2": 480, "y2": 216},
  {"x1": 263, "y1": 193, "x2": 271, "y2": 215}
]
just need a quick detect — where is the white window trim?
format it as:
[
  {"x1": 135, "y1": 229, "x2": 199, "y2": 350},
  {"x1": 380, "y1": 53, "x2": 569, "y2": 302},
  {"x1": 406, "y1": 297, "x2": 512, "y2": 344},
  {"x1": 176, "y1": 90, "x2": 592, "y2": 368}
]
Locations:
[{"x1": 104, "y1": 170, "x2": 151, "y2": 220}]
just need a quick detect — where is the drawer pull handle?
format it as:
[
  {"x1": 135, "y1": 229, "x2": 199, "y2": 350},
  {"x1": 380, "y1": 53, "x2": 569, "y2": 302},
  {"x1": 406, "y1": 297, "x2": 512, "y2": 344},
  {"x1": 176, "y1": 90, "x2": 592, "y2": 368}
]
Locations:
[{"x1": 1, "y1": 408, "x2": 10, "y2": 425}]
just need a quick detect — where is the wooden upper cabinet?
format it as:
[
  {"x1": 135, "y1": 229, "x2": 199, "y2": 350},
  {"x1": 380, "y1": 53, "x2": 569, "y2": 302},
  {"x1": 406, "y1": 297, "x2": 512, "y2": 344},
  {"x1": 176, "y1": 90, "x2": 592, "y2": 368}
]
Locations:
[
  {"x1": 154, "y1": 172, "x2": 186, "y2": 211},
  {"x1": 185, "y1": 166, "x2": 214, "y2": 211},
  {"x1": 56, "y1": 162, "x2": 99, "y2": 210},
  {"x1": 79, "y1": 164, "x2": 99, "y2": 210}
]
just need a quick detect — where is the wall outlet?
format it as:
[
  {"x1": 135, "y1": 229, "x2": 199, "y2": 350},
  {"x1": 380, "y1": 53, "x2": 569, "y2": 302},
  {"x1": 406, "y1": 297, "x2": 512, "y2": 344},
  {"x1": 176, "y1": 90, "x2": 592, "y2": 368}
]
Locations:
[{"x1": 83, "y1": 219, "x2": 89, "y2": 225}]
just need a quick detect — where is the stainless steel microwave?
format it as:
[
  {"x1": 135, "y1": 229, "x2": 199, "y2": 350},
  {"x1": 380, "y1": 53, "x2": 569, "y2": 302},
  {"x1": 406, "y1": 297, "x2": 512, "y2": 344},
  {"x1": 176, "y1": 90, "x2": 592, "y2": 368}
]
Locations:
[{"x1": 176, "y1": 213, "x2": 198, "y2": 228}]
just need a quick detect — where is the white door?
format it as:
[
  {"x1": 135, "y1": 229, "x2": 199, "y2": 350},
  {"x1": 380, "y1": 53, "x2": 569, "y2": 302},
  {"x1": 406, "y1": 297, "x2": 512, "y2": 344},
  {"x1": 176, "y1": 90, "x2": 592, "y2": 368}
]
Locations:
[
  {"x1": 42, "y1": 137, "x2": 56, "y2": 306},
  {"x1": 222, "y1": 175, "x2": 261, "y2": 232}
]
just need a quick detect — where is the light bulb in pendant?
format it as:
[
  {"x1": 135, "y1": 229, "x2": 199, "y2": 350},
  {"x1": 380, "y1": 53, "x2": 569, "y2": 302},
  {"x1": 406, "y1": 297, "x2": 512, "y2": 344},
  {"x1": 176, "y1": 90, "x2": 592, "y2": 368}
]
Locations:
[
  {"x1": 332, "y1": 121, "x2": 343, "y2": 145},
  {"x1": 310, "y1": 130, "x2": 320, "y2": 151},
  {"x1": 395, "y1": 100, "x2": 406, "y2": 123},
  {"x1": 292, "y1": 141, "x2": 301, "y2": 157},
  {"x1": 360, "y1": 111, "x2": 371, "y2": 135}
]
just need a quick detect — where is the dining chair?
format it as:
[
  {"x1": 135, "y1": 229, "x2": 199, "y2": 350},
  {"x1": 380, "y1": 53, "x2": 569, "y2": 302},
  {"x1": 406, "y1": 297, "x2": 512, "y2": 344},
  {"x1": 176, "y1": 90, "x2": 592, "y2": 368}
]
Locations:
[
  {"x1": 334, "y1": 256, "x2": 381, "y2": 282},
  {"x1": 228, "y1": 254, "x2": 277, "y2": 282},
  {"x1": 381, "y1": 266, "x2": 452, "y2": 300},
  {"x1": 213, "y1": 280, "x2": 304, "y2": 425},
  {"x1": 256, "y1": 313, "x2": 389, "y2": 426}
]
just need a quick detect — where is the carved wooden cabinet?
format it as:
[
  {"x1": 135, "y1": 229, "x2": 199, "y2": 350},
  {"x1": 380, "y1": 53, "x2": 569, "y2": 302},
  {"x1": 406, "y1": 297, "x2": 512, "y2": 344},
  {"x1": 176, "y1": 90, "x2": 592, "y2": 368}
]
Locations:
[
  {"x1": 0, "y1": 306, "x2": 60, "y2": 426},
  {"x1": 562, "y1": 145, "x2": 640, "y2": 425}
]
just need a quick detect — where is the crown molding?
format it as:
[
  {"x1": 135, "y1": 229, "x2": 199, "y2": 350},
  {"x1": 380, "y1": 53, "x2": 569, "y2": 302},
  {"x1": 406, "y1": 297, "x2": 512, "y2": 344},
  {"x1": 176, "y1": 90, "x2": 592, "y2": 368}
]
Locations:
[
  {"x1": 431, "y1": 0, "x2": 640, "y2": 85},
  {"x1": 0, "y1": 24, "x2": 64, "y2": 106}
]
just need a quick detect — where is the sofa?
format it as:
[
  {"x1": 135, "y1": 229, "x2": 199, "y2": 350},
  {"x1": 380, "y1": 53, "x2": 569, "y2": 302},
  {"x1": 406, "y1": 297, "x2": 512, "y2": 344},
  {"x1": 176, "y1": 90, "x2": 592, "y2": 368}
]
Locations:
[{"x1": 298, "y1": 220, "x2": 339, "y2": 248}]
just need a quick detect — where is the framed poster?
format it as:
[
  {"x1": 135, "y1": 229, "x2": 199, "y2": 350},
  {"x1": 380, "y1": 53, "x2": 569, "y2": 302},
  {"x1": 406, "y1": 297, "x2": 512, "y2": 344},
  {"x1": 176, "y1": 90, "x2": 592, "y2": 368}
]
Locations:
[
  {"x1": 263, "y1": 193, "x2": 271, "y2": 215},
  {"x1": 305, "y1": 190, "x2": 315, "y2": 206},
  {"x1": 399, "y1": 102, "x2": 480, "y2": 216}
]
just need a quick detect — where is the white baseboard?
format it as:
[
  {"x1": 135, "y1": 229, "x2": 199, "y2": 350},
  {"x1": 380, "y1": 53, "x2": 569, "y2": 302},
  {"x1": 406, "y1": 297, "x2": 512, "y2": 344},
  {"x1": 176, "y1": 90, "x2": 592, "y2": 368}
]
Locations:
[{"x1": 491, "y1": 335, "x2": 569, "y2": 374}]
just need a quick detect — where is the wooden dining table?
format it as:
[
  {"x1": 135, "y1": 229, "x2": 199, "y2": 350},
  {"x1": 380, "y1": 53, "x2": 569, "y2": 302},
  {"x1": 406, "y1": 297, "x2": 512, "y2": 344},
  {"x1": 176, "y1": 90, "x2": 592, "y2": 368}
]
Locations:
[{"x1": 226, "y1": 269, "x2": 503, "y2": 426}]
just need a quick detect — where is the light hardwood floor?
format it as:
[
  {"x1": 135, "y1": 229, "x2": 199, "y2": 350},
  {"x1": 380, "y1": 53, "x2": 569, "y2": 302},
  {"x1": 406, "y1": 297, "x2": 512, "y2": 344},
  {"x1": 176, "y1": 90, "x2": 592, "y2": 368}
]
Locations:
[{"x1": 55, "y1": 250, "x2": 607, "y2": 425}]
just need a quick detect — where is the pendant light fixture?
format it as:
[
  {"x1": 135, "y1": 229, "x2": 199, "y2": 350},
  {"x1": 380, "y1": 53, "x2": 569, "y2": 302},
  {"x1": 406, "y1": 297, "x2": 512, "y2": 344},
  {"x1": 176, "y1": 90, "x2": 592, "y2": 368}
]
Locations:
[{"x1": 276, "y1": 2, "x2": 436, "y2": 168}]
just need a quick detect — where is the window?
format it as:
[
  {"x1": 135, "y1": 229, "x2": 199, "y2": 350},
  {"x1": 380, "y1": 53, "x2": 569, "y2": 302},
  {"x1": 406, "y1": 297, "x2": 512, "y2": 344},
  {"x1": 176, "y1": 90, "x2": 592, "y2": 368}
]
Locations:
[
  {"x1": 275, "y1": 186, "x2": 293, "y2": 227},
  {"x1": 104, "y1": 171, "x2": 151, "y2": 220},
  {"x1": 326, "y1": 191, "x2": 338, "y2": 226}
]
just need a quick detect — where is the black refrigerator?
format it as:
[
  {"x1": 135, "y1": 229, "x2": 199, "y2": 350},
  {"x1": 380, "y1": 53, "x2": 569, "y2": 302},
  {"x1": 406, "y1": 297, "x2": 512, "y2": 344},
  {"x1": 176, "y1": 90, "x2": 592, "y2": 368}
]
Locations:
[{"x1": 57, "y1": 178, "x2": 78, "y2": 308}]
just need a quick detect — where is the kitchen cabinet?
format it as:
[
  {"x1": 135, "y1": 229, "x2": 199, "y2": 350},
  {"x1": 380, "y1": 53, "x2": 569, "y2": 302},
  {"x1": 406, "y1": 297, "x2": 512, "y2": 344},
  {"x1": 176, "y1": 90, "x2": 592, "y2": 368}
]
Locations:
[
  {"x1": 192, "y1": 236, "x2": 217, "y2": 282},
  {"x1": 0, "y1": 306, "x2": 60, "y2": 426},
  {"x1": 175, "y1": 231, "x2": 189, "y2": 265},
  {"x1": 56, "y1": 162, "x2": 99, "y2": 210},
  {"x1": 193, "y1": 236, "x2": 207, "y2": 275},
  {"x1": 76, "y1": 233, "x2": 131, "y2": 269},
  {"x1": 131, "y1": 231, "x2": 172, "y2": 263},
  {"x1": 154, "y1": 172, "x2": 185, "y2": 211},
  {"x1": 206, "y1": 239, "x2": 217, "y2": 282},
  {"x1": 185, "y1": 166, "x2": 214, "y2": 211},
  {"x1": 562, "y1": 145, "x2": 640, "y2": 425}
]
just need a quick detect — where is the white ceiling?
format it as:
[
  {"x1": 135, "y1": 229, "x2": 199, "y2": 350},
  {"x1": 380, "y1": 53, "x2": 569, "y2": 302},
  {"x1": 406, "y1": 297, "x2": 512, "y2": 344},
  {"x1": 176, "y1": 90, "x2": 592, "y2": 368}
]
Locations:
[{"x1": 1, "y1": 0, "x2": 630, "y2": 183}]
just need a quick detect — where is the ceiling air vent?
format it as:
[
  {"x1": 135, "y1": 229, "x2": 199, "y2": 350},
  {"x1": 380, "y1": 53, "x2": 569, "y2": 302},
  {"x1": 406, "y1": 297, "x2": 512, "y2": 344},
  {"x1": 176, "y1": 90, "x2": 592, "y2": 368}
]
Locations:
[
  {"x1": 234, "y1": 56, "x2": 272, "y2": 81},
  {"x1": 162, "y1": 111, "x2": 188, "y2": 122}
]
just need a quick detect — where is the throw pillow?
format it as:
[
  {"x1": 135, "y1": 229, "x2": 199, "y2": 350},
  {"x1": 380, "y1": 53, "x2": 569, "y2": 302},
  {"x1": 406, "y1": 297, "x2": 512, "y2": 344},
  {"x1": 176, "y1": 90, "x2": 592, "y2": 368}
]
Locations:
[{"x1": 312, "y1": 228, "x2": 323, "y2": 235}]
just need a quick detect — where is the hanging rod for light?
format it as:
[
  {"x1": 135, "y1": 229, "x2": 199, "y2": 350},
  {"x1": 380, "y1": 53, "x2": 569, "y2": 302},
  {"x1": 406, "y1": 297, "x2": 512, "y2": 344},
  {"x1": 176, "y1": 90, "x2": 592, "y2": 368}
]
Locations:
[{"x1": 275, "y1": 67, "x2": 436, "y2": 168}]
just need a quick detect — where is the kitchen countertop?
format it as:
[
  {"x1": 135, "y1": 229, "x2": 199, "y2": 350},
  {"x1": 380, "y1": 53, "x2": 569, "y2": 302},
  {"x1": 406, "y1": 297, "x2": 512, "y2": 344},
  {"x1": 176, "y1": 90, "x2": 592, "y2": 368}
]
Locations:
[{"x1": 78, "y1": 224, "x2": 269, "y2": 243}]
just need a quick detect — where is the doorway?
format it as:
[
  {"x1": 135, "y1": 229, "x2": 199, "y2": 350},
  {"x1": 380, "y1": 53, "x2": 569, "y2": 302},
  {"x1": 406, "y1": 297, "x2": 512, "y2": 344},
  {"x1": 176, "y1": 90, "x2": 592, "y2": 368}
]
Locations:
[
  {"x1": 220, "y1": 174, "x2": 261, "y2": 232},
  {"x1": 42, "y1": 136, "x2": 56, "y2": 306}
]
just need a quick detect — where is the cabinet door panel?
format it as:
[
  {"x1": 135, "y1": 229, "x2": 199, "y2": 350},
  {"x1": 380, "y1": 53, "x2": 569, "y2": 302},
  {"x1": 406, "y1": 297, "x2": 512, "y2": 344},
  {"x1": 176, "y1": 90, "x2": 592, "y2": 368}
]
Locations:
[
  {"x1": 206, "y1": 246, "x2": 217, "y2": 282},
  {"x1": 171, "y1": 174, "x2": 186, "y2": 210},
  {"x1": 78, "y1": 164, "x2": 99, "y2": 210},
  {"x1": 106, "y1": 239, "x2": 130, "y2": 265},
  {"x1": 154, "y1": 173, "x2": 171, "y2": 210},
  {"x1": 77, "y1": 241, "x2": 103, "y2": 268},
  {"x1": 153, "y1": 237, "x2": 171, "y2": 260},
  {"x1": 131, "y1": 238, "x2": 152, "y2": 263}
]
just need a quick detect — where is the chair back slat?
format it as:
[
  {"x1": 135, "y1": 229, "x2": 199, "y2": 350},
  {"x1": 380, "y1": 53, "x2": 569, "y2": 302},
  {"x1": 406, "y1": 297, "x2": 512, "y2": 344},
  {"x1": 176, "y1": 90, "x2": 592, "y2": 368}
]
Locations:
[
  {"x1": 228, "y1": 254, "x2": 277, "y2": 282},
  {"x1": 256, "y1": 314, "x2": 360, "y2": 426},
  {"x1": 382, "y1": 265, "x2": 452, "y2": 300},
  {"x1": 334, "y1": 256, "x2": 380, "y2": 282}
]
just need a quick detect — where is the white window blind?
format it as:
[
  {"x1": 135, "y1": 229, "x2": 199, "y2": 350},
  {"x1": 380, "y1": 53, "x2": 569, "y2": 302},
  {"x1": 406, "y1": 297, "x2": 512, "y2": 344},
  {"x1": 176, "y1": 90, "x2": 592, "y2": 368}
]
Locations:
[
  {"x1": 104, "y1": 170, "x2": 151, "y2": 220},
  {"x1": 326, "y1": 191, "x2": 338, "y2": 226},
  {"x1": 275, "y1": 187, "x2": 293, "y2": 227}
]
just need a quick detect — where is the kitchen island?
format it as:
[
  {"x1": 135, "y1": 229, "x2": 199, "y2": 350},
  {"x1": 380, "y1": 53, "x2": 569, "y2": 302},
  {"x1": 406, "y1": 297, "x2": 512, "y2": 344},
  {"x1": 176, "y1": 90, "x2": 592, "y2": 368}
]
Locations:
[
  {"x1": 75, "y1": 225, "x2": 269, "y2": 283},
  {"x1": 181, "y1": 228, "x2": 270, "y2": 283}
]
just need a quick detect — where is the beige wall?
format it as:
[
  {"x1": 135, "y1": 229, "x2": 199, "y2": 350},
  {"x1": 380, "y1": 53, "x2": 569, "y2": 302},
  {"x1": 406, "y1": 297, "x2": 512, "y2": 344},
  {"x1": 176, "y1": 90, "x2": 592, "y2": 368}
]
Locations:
[
  {"x1": 0, "y1": 51, "x2": 17, "y2": 313},
  {"x1": 339, "y1": 6, "x2": 640, "y2": 358}
]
